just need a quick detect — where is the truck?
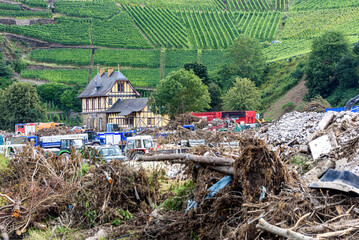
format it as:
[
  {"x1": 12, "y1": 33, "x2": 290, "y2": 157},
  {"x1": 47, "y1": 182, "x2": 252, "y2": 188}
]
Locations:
[
  {"x1": 83, "y1": 130, "x2": 106, "y2": 146},
  {"x1": 192, "y1": 111, "x2": 256, "y2": 124},
  {"x1": 44, "y1": 137, "x2": 85, "y2": 157},
  {"x1": 5, "y1": 134, "x2": 88, "y2": 148},
  {"x1": 98, "y1": 130, "x2": 136, "y2": 146},
  {"x1": 15, "y1": 122, "x2": 65, "y2": 135},
  {"x1": 124, "y1": 135, "x2": 155, "y2": 159}
]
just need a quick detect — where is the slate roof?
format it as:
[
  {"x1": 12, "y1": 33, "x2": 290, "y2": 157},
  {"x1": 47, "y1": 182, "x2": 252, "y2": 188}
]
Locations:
[
  {"x1": 106, "y1": 98, "x2": 148, "y2": 115},
  {"x1": 78, "y1": 71, "x2": 138, "y2": 98}
]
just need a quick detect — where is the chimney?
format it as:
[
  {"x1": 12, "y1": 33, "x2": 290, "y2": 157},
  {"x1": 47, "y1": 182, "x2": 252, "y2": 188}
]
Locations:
[
  {"x1": 108, "y1": 67, "x2": 113, "y2": 77},
  {"x1": 100, "y1": 68, "x2": 105, "y2": 77}
]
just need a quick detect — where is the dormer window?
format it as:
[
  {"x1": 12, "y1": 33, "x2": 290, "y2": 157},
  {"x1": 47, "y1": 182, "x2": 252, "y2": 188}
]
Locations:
[{"x1": 118, "y1": 82, "x2": 124, "y2": 92}]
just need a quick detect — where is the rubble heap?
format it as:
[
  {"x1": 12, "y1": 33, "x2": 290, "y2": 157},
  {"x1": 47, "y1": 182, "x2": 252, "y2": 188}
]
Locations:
[{"x1": 258, "y1": 111, "x2": 323, "y2": 146}]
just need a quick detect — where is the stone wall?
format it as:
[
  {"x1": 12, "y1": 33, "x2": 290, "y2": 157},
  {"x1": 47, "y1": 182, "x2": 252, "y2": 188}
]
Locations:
[{"x1": 82, "y1": 112, "x2": 107, "y2": 132}]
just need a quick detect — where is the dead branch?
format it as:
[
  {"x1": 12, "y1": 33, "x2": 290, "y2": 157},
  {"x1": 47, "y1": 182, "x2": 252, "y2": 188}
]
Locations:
[
  {"x1": 256, "y1": 218, "x2": 317, "y2": 240},
  {"x1": 138, "y1": 154, "x2": 235, "y2": 166},
  {"x1": 303, "y1": 219, "x2": 359, "y2": 233}
]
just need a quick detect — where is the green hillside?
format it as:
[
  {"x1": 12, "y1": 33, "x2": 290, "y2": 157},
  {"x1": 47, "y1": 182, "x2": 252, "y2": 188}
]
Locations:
[{"x1": 1, "y1": 0, "x2": 358, "y2": 89}]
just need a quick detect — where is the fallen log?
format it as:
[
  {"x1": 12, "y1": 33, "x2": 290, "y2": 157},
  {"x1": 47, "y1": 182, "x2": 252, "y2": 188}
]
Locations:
[
  {"x1": 208, "y1": 166, "x2": 234, "y2": 175},
  {"x1": 138, "y1": 154, "x2": 234, "y2": 166},
  {"x1": 256, "y1": 218, "x2": 317, "y2": 240}
]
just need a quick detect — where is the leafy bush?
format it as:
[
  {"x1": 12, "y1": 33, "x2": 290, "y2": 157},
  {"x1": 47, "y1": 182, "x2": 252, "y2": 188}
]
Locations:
[
  {"x1": 0, "y1": 10, "x2": 51, "y2": 17},
  {"x1": 0, "y1": 3, "x2": 21, "y2": 10},
  {"x1": 161, "y1": 180, "x2": 195, "y2": 210},
  {"x1": 282, "y1": 101, "x2": 294, "y2": 112}
]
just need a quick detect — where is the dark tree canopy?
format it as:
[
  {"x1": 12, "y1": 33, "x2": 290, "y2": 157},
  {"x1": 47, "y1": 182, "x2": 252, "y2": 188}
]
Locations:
[
  {"x1": 0, "y1": 82, "x2": 45, "y2": 130},
  {"x1": 184, "y1": 62, "x2": 210, "y2": 85},
  {"x1": 305, "y1": 31, "x2": 350, "y2": 99},
  {"x1": 208, "y1": 83, "x2": 222, "y2": 111}
]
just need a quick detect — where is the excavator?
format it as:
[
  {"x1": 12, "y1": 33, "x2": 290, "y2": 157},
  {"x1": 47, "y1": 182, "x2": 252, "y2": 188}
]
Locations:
[{"x1": 344, "y1": 95, "x2": 359, "y2": 111}]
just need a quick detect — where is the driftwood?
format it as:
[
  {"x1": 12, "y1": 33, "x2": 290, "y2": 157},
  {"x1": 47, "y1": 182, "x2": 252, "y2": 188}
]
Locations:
[
  {"x1": 208, "y1": 166, "x2": 234, "y2": 175},
  {"x1": 256, "y1": 218, "x2": 317, "y2": 240},
  {"x1": 303, "y1": 219, "x2": 359, "y2": 233},
  {"x1": 138, "y1": 154, "x2": 234, "y2": 166}
]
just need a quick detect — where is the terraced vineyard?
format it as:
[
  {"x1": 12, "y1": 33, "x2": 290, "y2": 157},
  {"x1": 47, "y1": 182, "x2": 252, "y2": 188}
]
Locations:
[
  {"x1": 178, "y1": 10, "x2": 239, "y2": 49},
  {"x1": 235, "y1": 11, "x2": 281, "y2": 41},
  {"x1": 291, "y1": 0, "x2": 359, "y2": 10},
  {"x1": 216, "y1": 0, "x2": 288, "y2": 11},
  {"x1": 125, "y1": 5, "x2": 189, "y2": 48},
  {"x1": 0, "y1": 17, "x2": 91, "y2": 45},
  {"x1": 4, "y1": 0, "x2": 359, "y2": 89},
  {"x1": 278, "y1": 8, "x2": 359, "y2": 40},
  {"x1": 30, "y1": 49, "x2": 92, "y2": 65},
  {"x1": 92, "y1": 13, "x2": 152, "y2": 48},
  {"x1": 54, "y1": 0, "x2": 120, "y2": 19},
  {"x1": 21, "y1": 69, "x2": 91, "y2": 85},
  {"x1": 94, "y1": 49, "x2": 161, "y2": 68}
]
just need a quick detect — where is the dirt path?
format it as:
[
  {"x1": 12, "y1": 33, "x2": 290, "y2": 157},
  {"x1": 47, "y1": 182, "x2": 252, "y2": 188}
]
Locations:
[
  {"x1": 17, "y1": 77, "x2": 47, "y2": 85},
  {"x1": 264, "y1": 79, "x2": 307, "y2": 119}
]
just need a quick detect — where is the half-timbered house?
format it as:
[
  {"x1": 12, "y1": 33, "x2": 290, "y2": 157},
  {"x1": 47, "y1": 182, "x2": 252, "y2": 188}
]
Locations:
[{"x1": 78, "y1": 68, "x2": 166, "y2": 131}]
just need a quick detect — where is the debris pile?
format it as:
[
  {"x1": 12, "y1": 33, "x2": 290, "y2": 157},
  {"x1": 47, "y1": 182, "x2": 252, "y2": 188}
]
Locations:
[{"x1": 37, "y1": 126, "x2": 73, "y2": 137}]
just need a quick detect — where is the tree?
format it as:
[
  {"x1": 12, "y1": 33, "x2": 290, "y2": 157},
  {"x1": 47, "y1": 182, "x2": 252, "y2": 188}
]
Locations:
[
  {"x1": 208, "y1": 83, "x2": 222, "y2": 111},
  {"x1": 217, "y1": 35, "x2": 265, "y2": 87},
  {"x1": 222, "y1": 77, "x2": 261, "y2": 111},
  {"x1": 305, "y1": 31, "x2": 350, "y2": 99},
  {"x1": 153, "y1": 69, "x2": 210, "y2": 117},
  {"x1": 184, "y1": 62, "x2": 210, "y2": 85},
  {"x1": 0, "y1": 82, "x2": 45, "y2": 130}
]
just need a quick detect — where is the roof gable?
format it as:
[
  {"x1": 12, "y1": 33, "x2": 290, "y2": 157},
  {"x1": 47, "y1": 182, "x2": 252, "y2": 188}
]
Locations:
[{"x1": 78, "y1": 71, "x2": 138, "y2": 98}]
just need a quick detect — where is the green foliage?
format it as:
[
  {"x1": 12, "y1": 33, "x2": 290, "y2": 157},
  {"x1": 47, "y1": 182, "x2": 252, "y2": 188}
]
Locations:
[
  {"x1": 184, "y1": 62, "x2": 209, "y2": 85},
  {"x1": 260, "y1": 58, "x2": 302, "y2": 110},
  {"x1": 289, "y1": 155, "x2": 312, "y2": 174},
  {"x1": 178, "y1": 10, "x2": 239, "y2": 49},
  {"x1": 0, "y1": 82, "x2": 46, "y2": 130},
  {"x1": 23, "y1": 0, "x2": 48, "y2": 8},
  {"x1": 0, "y1": 3, "x2": 21, "y2": 10},
  {"x1": 223, "y1": 0, "x2": 287, "y2": 11},
  {"x1": 153, "y1": 68, "x2": 210, "y2": 116},
  {"x1": 0, "y1": 10, "x2": 51, "y2": 17},
  {"x1": 263, "y1": 40, "x2": 312, "y2": 62},
  {"x1": 305, "y1": 31, "x2": 350, "y2": 99},
  {"x1": 0, "y1": 53, "x2": 13, "y2": 90},
  {"x1": 54, "y1": 0, "x2": 120, "y2": 19},
  {"x1": 12, "y1": 59, "x2": 27, "y2": 73},
  {"x1": 84, "y1": 200, "x2": 98, "y2": 227},
  {"x1": 79, "y1": 162, "x2": 90, "y2": 177},
  {"x1": 278, "y1": 8, "x2": 359, "y2": 40},
  {"x1": 30, "y1": 49, "x2": 92, "y2": 66},
  {"x1": 21, "y1": 69, "x2": 90, "y2": 85},
  {"x1": 125, "y1": 5, "x2": 189, "y2": 48},
  {"x1": 208, "y1": 82, "x2": 222, "y2": 111},
  {"x1": 92, "y1": 12, "x2": 152, "y2": 48},
  {"x1": 37, "y1": 83, "x2": 82, "y2": 112},
  {"x1": 165, "y1": 50, "x2": 197, "y2": 68},
  {"x1": 291, "y1": 0, "x2": 359, "y2": 10},
  {"x1": 237, "y1": 11, "x2": 282, "y2": 42},
  {"x1": 222, "y1": 77, "x2": 261, "y2": 111},
  {"x1": 0, "y1": 154, "x2": 8, "y2": 170},
  {"x1": 111, "y1": 209, "x2": 133, "y2": 226},
  {"x1": 218, "y1": 35, "x2": 265, "y2": 86},
  {"x1": 282, "y1": 101, "x2": 294, "y2": 112},
  {"x1": 121, "y1": 68, "x2": 161, "y2": 87},
  {"x1": 161, "y1": 180, "x2": 195, "y2": 210},
  {"x1": 94, "y1": 49, "x2": 160, "y2": 68},
  {"x1": 118, "y1": 0, "x2": 217, "y2": 10},
  {"x1": 0, "y1": 17, "x2": 91, "y2": 45},
  {"x1": 201, "y1": 49, "x2": 225, "y2": 71}
]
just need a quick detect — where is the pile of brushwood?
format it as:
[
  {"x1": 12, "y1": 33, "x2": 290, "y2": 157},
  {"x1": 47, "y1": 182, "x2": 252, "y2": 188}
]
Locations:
[
  {"x1": 37, "y1": 126, "x2": 73, "y2": 137},
  {"x1": 139, "y1": 138, "x2": 359, "y2": 240},
  {"x1": 0, "y1": 144, "x2": 159, "y2": 239}
]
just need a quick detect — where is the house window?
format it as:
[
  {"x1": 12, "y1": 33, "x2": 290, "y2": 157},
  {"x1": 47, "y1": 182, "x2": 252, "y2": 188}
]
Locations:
[
  {"x1": 147, "y1": 118, "x2": 155, "y2": 125},
  {"x1": 99, "y1": 117, "x2": 102, "y2": 131},
  {"x1": 98, "y1": 99, "x2": 101, "y2": 109},
  {"x1": 108, "y1": 98, "x2": 112, "y2": 105},
  {"x1": 118, "y1": 82, "x2": 124, "y2": 92},
  {"x1": 92, "y1": 99, "x2": 95, "y2": 110},
  {"x1": 86, "y1": 99, "x2": 89, "y2": 110}
]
